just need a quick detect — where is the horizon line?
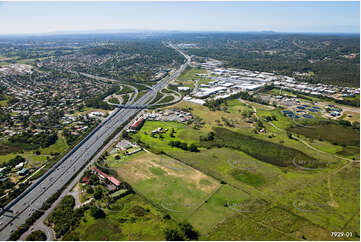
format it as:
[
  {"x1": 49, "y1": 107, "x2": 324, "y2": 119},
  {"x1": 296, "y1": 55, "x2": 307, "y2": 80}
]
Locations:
[{"x1": 0, "y1": 29, "x2": 360, "y2": 37}]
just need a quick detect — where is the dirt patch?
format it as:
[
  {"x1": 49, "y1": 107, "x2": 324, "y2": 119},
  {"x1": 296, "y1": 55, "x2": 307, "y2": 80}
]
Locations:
[
  {"x1": 149, "y1": 157, "x2": 219, "y2": 192},
  {"x1": 343, "y1": 111, "x2": 360, "y2": 123},
  {"x1": 116, "y1": 162, "x2": 153, "y2": 183},
  {"x1": 0, "y1": 145, "x2": 21, "y2": 155}
]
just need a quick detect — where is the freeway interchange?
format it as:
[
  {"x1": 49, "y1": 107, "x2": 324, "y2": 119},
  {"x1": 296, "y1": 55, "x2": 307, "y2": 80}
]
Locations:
[{"x1": 0, "y1": 44, "x2": 190, "y2": 240}]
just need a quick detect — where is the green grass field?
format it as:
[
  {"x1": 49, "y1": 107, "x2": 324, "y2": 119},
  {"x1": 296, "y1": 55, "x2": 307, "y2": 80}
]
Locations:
[
  {"x1": 206, "y1": 201, "x2": 358, "y2": 241},
  {"x1": 223, "y1": 99, "x2": 253, "y2": 114},
  {"x1": 205, "y1": 212, "x2": 294, "y2": 241},
  {"x1": 187, "y1": 184, "x2": 250, "y2": 234},
  {"x1": 260, "y1": 161, "x2": 360, "y2": 240},
  {"x1": 175, "y1": 67, "x2": 210, "y2": 90},
  {"x1": 205, "y1": 191, "x2": 356, "y2": 241},
  {"x1": 0, "y1": 153, "x2": 48, "y2": 168},
  {"x1": 177, "y1": 67, "x2": 208, "y2": 82}
]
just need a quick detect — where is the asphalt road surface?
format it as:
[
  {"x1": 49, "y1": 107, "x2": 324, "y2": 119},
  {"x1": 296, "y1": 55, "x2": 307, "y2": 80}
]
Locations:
[{"x1": 0, "y1": 44, "x2": 189, "y2": 241}]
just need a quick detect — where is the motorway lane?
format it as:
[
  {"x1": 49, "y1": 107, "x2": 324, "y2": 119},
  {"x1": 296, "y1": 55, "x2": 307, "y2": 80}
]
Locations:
[{"x1": 0, "y1": 44, "x2": 189, "y2": 240}]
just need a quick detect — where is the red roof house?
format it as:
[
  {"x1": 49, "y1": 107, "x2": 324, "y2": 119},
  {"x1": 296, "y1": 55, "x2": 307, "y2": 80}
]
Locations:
[
  {"x1": 92, "y1": 167, "x2": 121, "y2": 187},
  {"x1": 130, "y1": 118, "x2": 145, "y2": 130},
  {"x1": 81, "y1": 176, "x2": 90, "y2": 184}
]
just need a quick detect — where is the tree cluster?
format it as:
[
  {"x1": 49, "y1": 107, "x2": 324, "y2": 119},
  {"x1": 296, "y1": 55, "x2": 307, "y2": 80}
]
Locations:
[
  {"x1": 164, "y1": 222, "x2": 199, "y2": 241},
  {"x1": 8, "y1": 131, "x2": 58, "y2": 150},
  {"x1": 48, "y1": 195, "x2": 76, "y2": 238},
  {"x1": 25, "y1": 230, "x2": 47, "y2": 241},
  {"x1": 168, "y1": 141, "x2": 199, "y2": 152}
]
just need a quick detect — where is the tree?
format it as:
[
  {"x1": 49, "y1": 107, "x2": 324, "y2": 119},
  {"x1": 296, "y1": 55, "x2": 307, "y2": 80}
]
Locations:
[
  {"x1": 163, "y1": 214, "x2": 171, "y2": 220},
  {"x1": 7, "y1": 155, "x2": 26, "y2": 167},
  {"x1": 164, "y1": 228, "x2": 184, "y2": 241},
  {"x1": 188, "y1": 144, "x2": 199, "y2": 152},
  {"x1": 339, "y1": 119, "x2": 351, "y2": 126},
  {"x1": 180, "y1": 222, "x2": 199, "y2": 240},
  {"x1": 170, "y1": 128, "x2": 175, "y2": 138},
  {"x1": 88, "y1": 174, "x2": 99, "y2": 185},
  {"x1": 47, "y1": 195, "x2": 75, "y2": 238},
  {"x1": 122, "y1": 131, "x2": 129, "y2": 139},
  {"x1": 179, "y1": 142, "x2": 188, "y2": 151},
  {"x1": 207, "y1": 132, "x2": 215, "y2": 141},
  {"x1": 93, "y1": 190, "x2": 103, "y2": 200},
  {"x1": 90, "y1": 206, "x2": 105, "y2": 219},
  {"x1": 352, "y1": 121, "x2": 360, "y2": 129},
  {"x1": 256, "y1": 120, "x2": 264, "y2": 128},
  {"x1": 26, "y1": 230, "x2": 47, "y2": 241},
  {"x1": 86, "y1": 186, "x2": 94, "y2": 194}
]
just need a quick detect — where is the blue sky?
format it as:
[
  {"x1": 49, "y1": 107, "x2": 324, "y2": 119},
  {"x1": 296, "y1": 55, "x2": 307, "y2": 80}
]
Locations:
[{"x1": 0, "y1": 1, "x2": 359, "y2": 34}]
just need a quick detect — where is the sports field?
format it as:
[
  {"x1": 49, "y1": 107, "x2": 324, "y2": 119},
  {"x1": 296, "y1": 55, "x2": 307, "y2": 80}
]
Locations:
[{"x1": 104, "y1": 151, "x2": 220, "y2": 222}]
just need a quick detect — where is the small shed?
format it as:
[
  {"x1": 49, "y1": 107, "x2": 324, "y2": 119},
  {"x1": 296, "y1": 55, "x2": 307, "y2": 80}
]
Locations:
[{"x1": 18, "y1": 168, "x2": 29, "y2": 176}]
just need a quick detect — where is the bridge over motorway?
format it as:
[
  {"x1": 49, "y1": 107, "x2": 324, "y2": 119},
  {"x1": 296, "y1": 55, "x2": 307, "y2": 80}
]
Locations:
[{"x1": 110, "y1": 95, "x2": 182, "y2": 109}]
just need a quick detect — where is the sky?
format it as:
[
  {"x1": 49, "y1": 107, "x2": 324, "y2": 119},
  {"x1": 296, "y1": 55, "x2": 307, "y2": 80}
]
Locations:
[{"x1": 0, "y1": 1, "x2": 359, "y2": 35}]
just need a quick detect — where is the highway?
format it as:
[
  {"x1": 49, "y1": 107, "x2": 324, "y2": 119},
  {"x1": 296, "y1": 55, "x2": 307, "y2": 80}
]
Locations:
[{"x1": 0, "y1": 43, "x2": 190, "y2": 240}]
